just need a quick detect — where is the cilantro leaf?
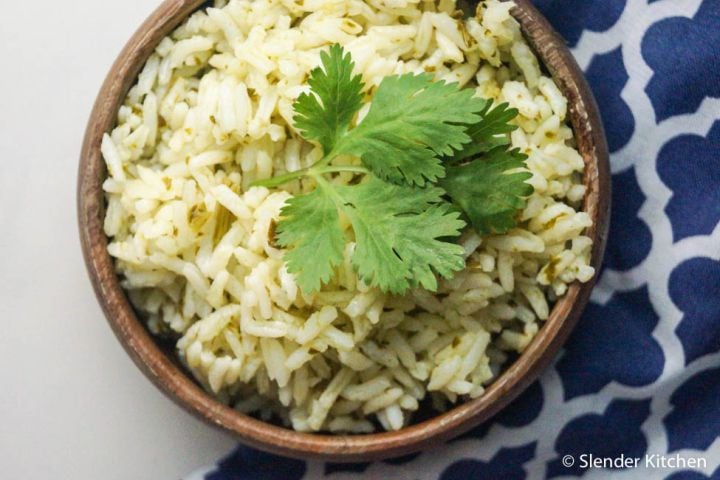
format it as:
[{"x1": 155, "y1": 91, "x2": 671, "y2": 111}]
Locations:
[
  {"x1": 276, "y1": 176, "x2": 466, "y2": 294},
  {"x1": 448, "y1": 101, "x2": 519, "y2": 163},
  {"x1": 334, "y1": 73, "x2": 488, "y2": 186},
  {"x1": 293, "y1": 44, "x2": 365, "y2": 154},
  {"x1": 440, "y1": 147, "x2": 534, "y2": 235},
  {"x1": 341, "y1": 178, "x2": 466, "y2": 293},
  {"x1": 275, "y1": 187, "x2": 346, "y2": 293}
]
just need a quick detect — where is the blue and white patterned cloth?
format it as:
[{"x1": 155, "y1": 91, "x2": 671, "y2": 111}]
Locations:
[{"x1": 187, "y1": 0, "x2": 720, "y2": 478}]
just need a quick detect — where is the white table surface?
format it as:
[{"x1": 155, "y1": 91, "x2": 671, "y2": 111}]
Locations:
[{"x1": 0, "y1": 1, "x2": 238, "y2": 478}]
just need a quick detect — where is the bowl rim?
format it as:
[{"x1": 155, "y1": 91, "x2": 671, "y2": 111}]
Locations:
[{"x1": 77, "y1": 0, "x2": 610, "y2": 463}]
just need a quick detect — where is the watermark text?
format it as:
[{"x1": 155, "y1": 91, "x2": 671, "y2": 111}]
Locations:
[{"x1": 561, "y1": 453, "x2": 707, "y2": 470}]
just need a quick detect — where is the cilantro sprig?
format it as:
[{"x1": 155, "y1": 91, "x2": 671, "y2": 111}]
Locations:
[{"x1": 253, "y1": 45, "x2": 534, "y2": 294}]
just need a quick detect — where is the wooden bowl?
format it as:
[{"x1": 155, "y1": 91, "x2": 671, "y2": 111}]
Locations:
[{"x1": 78, "y1": 0, "x2": 610, "y2": 463}]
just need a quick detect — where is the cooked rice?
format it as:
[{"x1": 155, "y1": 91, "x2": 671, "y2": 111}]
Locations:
[{"x1": 102, "y1": 0, "x2": 594, "y2": 433}]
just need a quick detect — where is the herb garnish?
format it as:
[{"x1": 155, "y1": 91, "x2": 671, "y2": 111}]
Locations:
[{"x1": 253, "y1": 45, "x2": 533, "y2": 294}]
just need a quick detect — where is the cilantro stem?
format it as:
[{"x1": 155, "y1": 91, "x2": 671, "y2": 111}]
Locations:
[
  {"x1": 251, "y1": 169, "x2": 309, "y2": 188},
  {"x1": 251, "y1": 163, "x2": 368, "y2": 188},
  {"x1": 317, "y1": 146, "x2": 340, "y2": 167},
  {"x1": 313, "y1": 165, "x2": 368, "y2": 175}
]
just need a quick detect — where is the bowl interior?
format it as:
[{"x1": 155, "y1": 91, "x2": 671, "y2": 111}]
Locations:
[{"x1": 78, "y1": 0, "x2": 610, "y2": 462}]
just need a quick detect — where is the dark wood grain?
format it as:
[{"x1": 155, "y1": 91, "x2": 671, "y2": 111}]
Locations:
[{"x1": 77, "y1": 0, "x2": 610, "y2": 462}]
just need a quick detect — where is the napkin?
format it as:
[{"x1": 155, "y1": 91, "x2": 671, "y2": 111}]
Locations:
[{"x1": 187, "y1": 0, "x2": 720, "y2": 477}]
